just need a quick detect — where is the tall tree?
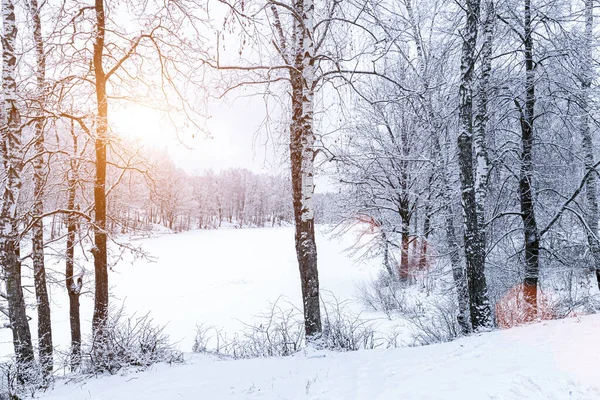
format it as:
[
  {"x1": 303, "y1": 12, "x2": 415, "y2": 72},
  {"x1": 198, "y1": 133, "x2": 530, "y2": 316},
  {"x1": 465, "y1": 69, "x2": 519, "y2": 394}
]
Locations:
[
  {"x1": 214, "y1": 0, "x2": 362, "y2": 341},
  {"x1": 26, "y1": 0, "x2": 53, "y2": 376},
  {"x1": 517, "y1": 0, "x2": 540, "y2": 316},
  {"x1": 86, "y1": 0, "x2": 207, "y2": 346},
  {"x1": 474, "y1": 0, "x2": 494, "y2": 225},
  {"x1": 66, "y1": 120, "x2": 84, "y2": 370},
  {"x1": 287, "y1": 0, "x2": 322, "y2": 339},
  {"x1": 1, "y1": 0, "x2": 35, "y2": 374},
  {"x1": 91, "y1": 0, "x2": 110, "y2": 342},
  {"x1": 457, "y1": 0, "x2": 493, "y2": 329},
  {"x1": 579, "y1": 0, "x2": 600, "y2": 290}
]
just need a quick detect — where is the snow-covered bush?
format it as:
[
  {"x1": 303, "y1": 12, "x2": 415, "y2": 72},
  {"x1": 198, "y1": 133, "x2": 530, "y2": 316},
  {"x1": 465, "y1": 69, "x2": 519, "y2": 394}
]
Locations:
[
  {"x1": 193, "y1": 300, "x2": 305, "y2": 358},
  {"x1": 356, "y1": 271, "x2": 406, "y2": 317},
  {"x1": 321, "y1": 293, "x2": 378, "y2": 351},
  {"x1": 356, "y1": 268, "x2": 465, "y2": 346},
  {"x1": 192, "y1": 297, "x2": 380, "y2": 358},
  {"x1": 83, "y1": 308, "x2": 183, "y2": 375},
  {"x1": 0, "y1": 358, "x2": 45, "y2": 400},
  {"x1": 404, "y1": 296, "x2": 463, "y2": 346}
]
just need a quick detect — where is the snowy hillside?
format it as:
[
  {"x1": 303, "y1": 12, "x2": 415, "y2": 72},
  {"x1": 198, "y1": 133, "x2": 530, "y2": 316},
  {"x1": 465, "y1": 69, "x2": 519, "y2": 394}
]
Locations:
[{"x1": 40, "y1": 314, "x2": 600, "y2": 399}]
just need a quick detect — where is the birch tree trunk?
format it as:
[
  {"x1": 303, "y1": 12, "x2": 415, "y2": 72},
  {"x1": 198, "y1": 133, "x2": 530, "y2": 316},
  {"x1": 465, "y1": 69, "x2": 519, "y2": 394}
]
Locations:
[
  {"x1": 580, "y1": 0, "x2": 600, "y2": 290},
  {"x1": 519, "y1": 0, "x2": 540, "y2": 316},
  {"x1": 66, "y1": 123, "x2": 82, "y2": 370},
  {"x1": 289, "y1": 0, "x2": 322, "y2": 341},
  {"x1": 1, "y1": 0, "x2": 35, "y2": 373},
  {"x1": 474, "y1": 0, "x2": 494, "y2": 226},
  {"x1": 92, "y1": 0, "x2": 110, "y2": 343},
  {"x1": 457, "y1": 0, "x2": 492, "y2": 329},
  {"x1": 26, "y1": 0, "x2": 53, "y2": 376}
]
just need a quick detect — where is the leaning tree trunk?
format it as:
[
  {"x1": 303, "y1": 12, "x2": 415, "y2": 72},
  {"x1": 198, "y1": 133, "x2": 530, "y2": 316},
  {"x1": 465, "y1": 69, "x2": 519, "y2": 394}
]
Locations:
[
  {"x1": 289, "y1": 0, "x2": 322, "y2": 341},
  {"x1": 1, "y1": 0, "x2": 35, "y2": 374},
  {"x1": 27, "y1": 0, "x2": 53, "y2": 376},
  {"x1": 92, "y1": 0, "x2": 110, "y2": 343},
  {"x1": 66, "y1": 123, "x2": 82, "y2": 370},
  {"x1": 519, "y1": 0, "x2": 540, "y2": 317},
  {"x1": 580, "y1": 0, "x2": 600, "y2": 290},
  {"x1": 457, "y1": 0, "x2": 492, "y2": 330}
]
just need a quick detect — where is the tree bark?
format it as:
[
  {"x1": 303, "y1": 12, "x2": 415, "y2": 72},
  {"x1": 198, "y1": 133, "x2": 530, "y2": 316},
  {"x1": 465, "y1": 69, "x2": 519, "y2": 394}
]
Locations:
[
  {"x1": 457, "y1": 0, "x2": 492, "y2": 330},
  {"x1": 580, "y1": 0, "x2": 600, "y2": 290},
  {"x1": 399, "y1": 209, "x2": 411, "y2": 281},
  {"x1": 66, "y1": 122, "x2": 82, "y2": 370},
  {"x1": 92, "y1": 0, "x2": 109, "y2": 343},
  {"x1": 1, "y1": 0, "x2": 35, "y2": 374},
  {"x1": 473, "y1": 0, "x2": 494, "y2": 227},
  {"x1": 289, "y1": 0, "x2": 322, "y2": 341},
  {"x1": 441, "y1": 131, "x2": 471, "y2": 334},
  {"x1": 26, "y1": 0, "x2": 53, "y2": 376},
  {"x1": 519, "y1": 0, "x2": 540, "y2": 316},
  {"x1": 419, "y1": 178, "x2": 433, "y2": 270}
]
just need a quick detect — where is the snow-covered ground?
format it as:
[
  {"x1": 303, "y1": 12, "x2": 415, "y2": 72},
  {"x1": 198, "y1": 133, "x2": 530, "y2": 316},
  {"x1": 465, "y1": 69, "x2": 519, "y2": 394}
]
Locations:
[
  {"x1": 1, "y1": 225, "x2": 384, "y2": 355},
  {"x1": 4, "y1": 225, "x2": 599, "y2": 399},
  {"x1": 40, "y1": 314, "x2": 600, "y2": 399},
  {"x1": 107, "y1": 225, "x2": 382, "y2": 351}
]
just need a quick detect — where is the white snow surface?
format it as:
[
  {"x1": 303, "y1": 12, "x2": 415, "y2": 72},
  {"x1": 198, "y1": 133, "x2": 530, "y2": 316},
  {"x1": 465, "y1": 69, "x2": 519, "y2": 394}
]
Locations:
[
  {"x1": 5, "y1": 225, "x2": 600, "y2": 399},
  {"x1": 41, "y1": 315, "x2": 600, "y2": 399},
  {"x1": 1, "y1": 225, "x2": 381, "y2": 355}
]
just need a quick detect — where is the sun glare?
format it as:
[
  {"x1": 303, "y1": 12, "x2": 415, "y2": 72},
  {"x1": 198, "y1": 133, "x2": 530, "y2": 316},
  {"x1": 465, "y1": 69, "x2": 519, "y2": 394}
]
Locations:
[{"x1": 111, "y1": 105, "x2": 168, "y2": 146}]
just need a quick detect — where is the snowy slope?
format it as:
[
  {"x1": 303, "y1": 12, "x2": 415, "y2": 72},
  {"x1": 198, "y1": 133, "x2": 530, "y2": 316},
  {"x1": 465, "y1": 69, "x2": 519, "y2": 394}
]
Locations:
[{"x1": 40, "y1": 314, "x2": 600, "y2": 399}]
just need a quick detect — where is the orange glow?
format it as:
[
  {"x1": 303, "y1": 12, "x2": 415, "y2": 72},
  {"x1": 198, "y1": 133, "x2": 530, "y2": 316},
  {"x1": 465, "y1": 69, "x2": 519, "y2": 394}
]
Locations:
[{"x1": 496, "y1": 284, "x2": 555, "y2": 329}]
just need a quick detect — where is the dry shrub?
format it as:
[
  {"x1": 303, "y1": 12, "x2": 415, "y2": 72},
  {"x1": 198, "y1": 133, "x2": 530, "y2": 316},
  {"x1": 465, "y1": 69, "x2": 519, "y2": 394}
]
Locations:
[
  {"x1": 193, "y1": 296, "x2": 380, "y2": 358},
  {"x1": 83, "y1": 307, "x2": 183, "y2": 375}
]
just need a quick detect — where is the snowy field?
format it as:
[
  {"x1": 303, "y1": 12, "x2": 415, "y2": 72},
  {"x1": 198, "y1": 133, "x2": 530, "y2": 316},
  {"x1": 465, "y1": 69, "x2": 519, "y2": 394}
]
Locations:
[
  {"x1": 40, "y1": 315, "x2": 600, "y2": 399},
  {"x1": 5, "y1": 226, "x2": 600, "y2": 399},
  {"x1": 1, "y1": 225, "x2": 383, "y2": 356},
  {"x1": 107, "y1": 225, "x2": 380, "y2": 351}
]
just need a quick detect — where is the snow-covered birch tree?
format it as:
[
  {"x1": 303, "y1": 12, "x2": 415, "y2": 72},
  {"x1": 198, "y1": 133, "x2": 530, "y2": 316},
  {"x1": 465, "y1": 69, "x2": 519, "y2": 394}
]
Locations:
[
  {"x1": 457, "y1": 0, "x2": 492, "y2": 329},
  {"x1": 25, "y1": 0, "x2": 53, "y2": 376},
  {"x1": 1, "y1": 0, "x2": 35, "y2": 375}
]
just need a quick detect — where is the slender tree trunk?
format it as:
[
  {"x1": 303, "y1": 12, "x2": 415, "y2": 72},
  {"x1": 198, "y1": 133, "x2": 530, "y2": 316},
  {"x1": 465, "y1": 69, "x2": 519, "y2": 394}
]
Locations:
[
  {"x1": 445, "y1": 192, "x2": 471, "y2": 333},
  {"x1": 457, "y1": 0, "x2": 492, "y2": 330},
  {"x1": 398, "y1": 121, "x2": 411, "y2": 282},
  {"x1": 66, "y1": 123, "x2": 82, "y2": 370},
  {"x1": 403, "y1": 0, "x2": 471, "y2": 332},
  {"x1": 92, "y1": 0, "x2": 109, "y2": 342},
  {"x1": 440, "y1": 131, "x2": 471, "y2": 334},
  {"x1": 289, "y1": 0, "x2": 322, "y2": 341},
  {"x1": 419, "y1": 179, "x2": 433, "y2": 270},
  {"x1": 399, "y1": 209, "x2": 411, "y2": 281},
  {"x1": 381, "y1": 230, "x2": 396, "y2": 280},
  {"x1": 1, "y1": 0, "x2": 35, "y2": 374},
  {"x1": 519, "y1": 0, "x2": 540, "y2": 316},
  {"x1": 27, "y1": 0, "x2": 53, "y2": 376},
  {"x1": 473, "y1": 0, "x2": 494, "y2": 226},
  {"x1": 580, "y1": 0, "x2": 600, "y2": 290}
]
